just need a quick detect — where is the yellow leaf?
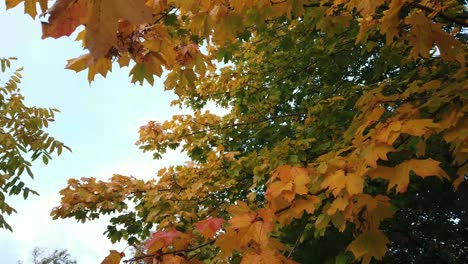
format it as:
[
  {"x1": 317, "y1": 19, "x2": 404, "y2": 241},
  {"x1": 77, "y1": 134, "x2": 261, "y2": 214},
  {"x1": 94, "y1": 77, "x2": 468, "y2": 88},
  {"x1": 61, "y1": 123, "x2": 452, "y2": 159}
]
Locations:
[
  {"x1": 65, "y1": 54, "x2": 93, "y2": 72},
  {"x1": 401, "y1": 119, "x2": 439, "y2": 137},
  {"x1": 5, "y1": 0, "x2": 23, "y2": 9},
  {"x1": 87, "y1": 57, "x2": 112, "y2": 82},
  {"x1": 380, "y1": 0, "x2": 405, "y2": 43},
  {"x1": 101, "y1": 250, "x2": 124, "y2": 264},
  {"x1": 290, "y1": 195, "x2": 320, "y2": 218},
  {"x1": 347, "y1": 229, "x2": 388, "y2": 264},
  {"x1": 346, "y1": 172, "x2": 364, "y2": 195},
  {"x1": 326, "y1": 196, "x2": 348, "y2": 215},
  {"x1": 117, "y1": 54, "x2": 131, "y2": 68},
  {"x1": 363, "y1": 142, "x2": 395, "y2": 168}
]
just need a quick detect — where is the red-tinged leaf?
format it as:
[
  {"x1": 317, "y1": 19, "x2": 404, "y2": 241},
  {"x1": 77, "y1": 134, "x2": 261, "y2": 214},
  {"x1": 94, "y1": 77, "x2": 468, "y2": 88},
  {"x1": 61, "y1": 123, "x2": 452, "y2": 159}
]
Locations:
[
  {"x1": 145, "y1": 228, "x2": 181, "y2": 253},
  {"x1": 194, "y1": 217, "x2": 225, "y2": 239},
  {"x1": 101, "y1": 250, "x2": 124, "y2": 264},
  {"x1": 42, "y1": 0, "x2": 90, "y2": 39}
]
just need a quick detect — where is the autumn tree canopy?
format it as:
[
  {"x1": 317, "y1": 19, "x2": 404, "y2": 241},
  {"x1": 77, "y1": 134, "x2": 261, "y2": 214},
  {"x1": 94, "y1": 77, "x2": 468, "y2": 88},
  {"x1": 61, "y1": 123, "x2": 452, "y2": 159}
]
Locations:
[{"x1": 6, "y1": 0, "x2": 468, "y2": 263}]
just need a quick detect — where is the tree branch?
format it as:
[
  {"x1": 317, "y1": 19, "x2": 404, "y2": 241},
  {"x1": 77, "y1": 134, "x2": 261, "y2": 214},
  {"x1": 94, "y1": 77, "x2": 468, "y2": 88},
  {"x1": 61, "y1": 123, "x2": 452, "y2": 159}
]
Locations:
[
  {"x1": 410, "y1": 3, "x2": 468, "y2": 27},
  {"x1": 123, "y1": 240, "x2": 215, "y2": 263}
]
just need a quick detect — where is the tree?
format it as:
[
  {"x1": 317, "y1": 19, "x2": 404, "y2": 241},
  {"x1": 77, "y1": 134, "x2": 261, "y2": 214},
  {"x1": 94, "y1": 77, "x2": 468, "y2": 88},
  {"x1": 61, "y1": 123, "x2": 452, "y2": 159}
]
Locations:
[
  {"x1": 0, "y1": 57, "x2": 69, "y2": 231},
  {"x1": 17, "y1": 247, "x2": 77, "y2": 264},
  {"x1": 6, "y1": 0, "x2": 468, "y2": 263}
]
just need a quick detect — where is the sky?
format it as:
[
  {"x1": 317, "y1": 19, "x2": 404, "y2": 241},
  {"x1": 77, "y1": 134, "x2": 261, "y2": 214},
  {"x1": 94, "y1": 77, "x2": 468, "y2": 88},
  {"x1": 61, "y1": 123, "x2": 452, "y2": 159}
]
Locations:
[{"x1": 0, "y1": 3, "x2": 191, "y2": 263}]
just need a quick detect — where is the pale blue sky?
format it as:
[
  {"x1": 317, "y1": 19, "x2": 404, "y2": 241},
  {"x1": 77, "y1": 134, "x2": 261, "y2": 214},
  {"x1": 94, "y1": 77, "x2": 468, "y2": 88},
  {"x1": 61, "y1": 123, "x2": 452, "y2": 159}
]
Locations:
[{"x1": 0, "y1": 3, "x2": 189, "y2": 263}]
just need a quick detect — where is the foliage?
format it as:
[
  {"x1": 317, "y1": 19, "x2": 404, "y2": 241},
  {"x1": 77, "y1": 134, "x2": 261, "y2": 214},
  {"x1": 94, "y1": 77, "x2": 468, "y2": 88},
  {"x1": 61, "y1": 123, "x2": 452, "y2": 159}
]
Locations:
[
  {"x1": 6, "y1": 0, "x2": 468, "y2": 263},
  {"x1": 0, "y1": 57, "x2": 69, "y2": 231}
]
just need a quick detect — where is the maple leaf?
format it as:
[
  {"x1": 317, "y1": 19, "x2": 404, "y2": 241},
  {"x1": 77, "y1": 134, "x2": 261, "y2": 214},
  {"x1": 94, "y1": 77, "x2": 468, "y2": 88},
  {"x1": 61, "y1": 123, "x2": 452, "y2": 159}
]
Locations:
[
  {"x1": 356, "y1": 0, "x2": 385, "y2": 17},
  {"x1": 320, "y1": 169, "x2": 346, "y2": 196},
  {"x1": 194, "y1": 217, "x2": 225, "y2": 239},
  {"x1": 161, "y1": 255, "x2": 185, "y2": 264},
  {"x1": 266, "y1": 166, "x2": 310, "y2": 202},
  {"x1": 241, "y1": 249, "x2": 286, "y2": 264},
  {"x1": 85, "y1": 0, "x2": 152, "y2": 58},
  {"x1": 6, "y1": 0, "x2": 48, "y2": 18},
  {"x1": 42, "y1": 0, "x2": 89, "y2": 39},
  {"x1": 65, "y1": 54, "x2": 93, "y2": 73},
  {"x1": 265, "y1": 180, "x2": 294, "y2": 201},
  {"x1": 214, "y1": 228, "x2": 240, "y2": 258},
  {"x1": 369, "y1": 159, "x2": 449, "y2": 193},
  {"x1": 289, "y1": 195, "x2": 320, "y2": 219},
  {"x1": 347, "y1": 229, "x2": 389, "y2": 264},
  {"x1": 362, "y1": 142, "x2": 395, "y2": 168},
  {"x1": 405, "y1": 12, "x2": 433, "y2": 59},
  {"x1": 101, "y1": 250, "x2": 124, "y2": 264},
  {"x1": 379, "y1": 0, "x2": 406, "y2": 43},
  {"x1": 326, "y1": 196, "x2": 348, "y2": 215},
  {"x1": 145, "y1": 228, "x2": 181, "y2": 254},
  {"x1": 87, "y1": 57, "x2": 113, "y2": 82},
  {"x1": 293, "y1": 167, "x2": 311, "y2": 195}
]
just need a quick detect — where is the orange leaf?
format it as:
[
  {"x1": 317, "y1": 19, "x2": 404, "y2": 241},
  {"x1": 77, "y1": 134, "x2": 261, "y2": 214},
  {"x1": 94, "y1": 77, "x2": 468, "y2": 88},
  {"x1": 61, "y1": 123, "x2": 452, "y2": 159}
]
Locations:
[
  {"x1": 320, "y1": 169, "x2": 346, "y2": 196},
  {"x1": 101, "y1": 250, "x2": 124, "y2": 264},
  {"x1": 215, "y1": 228, "x2": 240, "y2": 258},
  {"x1": 293, "y1": 167, "x2": 310, "y2": 195},
  {"x1": 369, "y1": 159, "x2": 448, "y2": 193},
  {"x1": 290, "y1": 195, "x2": 320, "y2": 219},
  {"x1": 194, "y1": 217, "x2": 225, "y2": 239},
  {"x1": 230, "y1": 213, "x2": 255, "y2": 229},
  {"x1": 162, "y1": 255, "x2": 185, "y2": 264},
  {"x1": 42, "y1": 0, "x2": 89, "y2": 39}
]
